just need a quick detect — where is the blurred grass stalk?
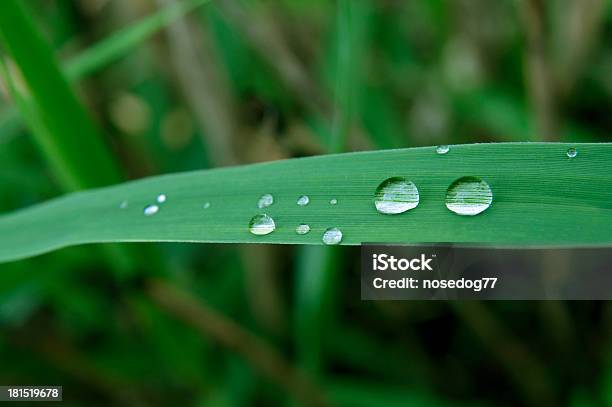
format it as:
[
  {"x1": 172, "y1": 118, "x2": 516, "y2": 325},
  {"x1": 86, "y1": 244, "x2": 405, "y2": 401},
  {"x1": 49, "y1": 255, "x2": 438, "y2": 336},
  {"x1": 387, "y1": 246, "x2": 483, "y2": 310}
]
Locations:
[
  {"x1": 10, "y1": 330, "x2": 151, "y2": 406},
  {"x1": 65, "y1": 0, "x2": 211, "y2": 81},
  {"x1": 519, "y1": 0, "x2": 576, "y2": 355},
  {"x1": 157, "y1": 0, "x2": 290, "y2": 341},
  {"x1": 453, "y1": 302, "x2": 555, "y2": 405},
  {"x1": 215, "y1": 0, "x2": 328, "y2": 116},
  {"x1": 295, "y1": 0, "x2": 357, "y2": 383},
  {"x1": 519, "y1": 0, "x2": 558, "y2": 142},
  {"x1": 329, "y1": 0, "x2": 356, "y2": 154},
  {"x1": 149, "y1": 279, "x2": 330, "y2": 407},
  {"x1": 156, "y1": 0, "x2": 238, "y2": 166}
]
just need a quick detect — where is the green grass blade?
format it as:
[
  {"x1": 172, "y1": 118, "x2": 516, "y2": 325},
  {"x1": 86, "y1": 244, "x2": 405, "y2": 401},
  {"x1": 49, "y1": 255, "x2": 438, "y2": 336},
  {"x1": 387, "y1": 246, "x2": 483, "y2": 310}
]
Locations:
[
  {"x1": 0, "y1": 142, "x2": 611, "y2": 263},
  {"x1": 0, "y1": 0, "x2": 121, "y2": 190}
]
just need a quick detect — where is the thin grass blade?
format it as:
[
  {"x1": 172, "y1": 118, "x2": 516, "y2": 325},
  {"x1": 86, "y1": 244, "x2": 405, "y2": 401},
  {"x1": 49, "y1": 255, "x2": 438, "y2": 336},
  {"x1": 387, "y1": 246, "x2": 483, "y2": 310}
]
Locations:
[{"x1": 0, "y1": 143, "x2": 611, "y2": 263}]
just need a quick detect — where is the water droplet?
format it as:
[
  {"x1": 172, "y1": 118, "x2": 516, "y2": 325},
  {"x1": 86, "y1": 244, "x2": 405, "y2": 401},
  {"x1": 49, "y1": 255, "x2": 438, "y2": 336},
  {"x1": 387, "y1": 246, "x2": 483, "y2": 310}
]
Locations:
[
  {"x1": 203, "y1": 202, "x2": 211, "y2": 209},
  {"x1": 322, "y1": 227, "x2": 342, "y2": 245},
  {"x1": 257, "y1": 193, "x2": 274, "y2": 209},
  {"x1": 436, "y1": 145, "x2": 450, "y2": 155},
  {"x1": 566, "y1": 147, "x2": 577, "y2": 158},
  {"x1": 297, "y1": 195, "x2": 310, "y2": 206},
  {"x1": 157, "y1": 194, "x2": 167, "y2": 203},
  {"x1": 374, "y1": 177, "x2": 420, "y2": 214},
  {"x1": 119, "y1": 201, "x2": 128, "y2": 209},
  {"x1": 144, "y1": 204, "x2": 159, "y2": 216},
  {"x1": 248, "y1": 214, "x2": 276, "y2": 235},
  {"x1": 330, "y1": 198, "x2": 338, "y2": 205},
  {"x1": 296, "y1": 224, "x2": 311, "y2": 235},
  {"x1": 445, "y1": 176, "x2": 492, "y2": 216}
]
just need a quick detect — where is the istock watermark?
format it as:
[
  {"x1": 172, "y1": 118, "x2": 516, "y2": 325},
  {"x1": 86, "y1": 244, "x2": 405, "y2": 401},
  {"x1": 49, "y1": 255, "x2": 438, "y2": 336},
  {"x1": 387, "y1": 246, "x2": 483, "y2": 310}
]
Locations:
[
  {"x1": 372, "y1": 253, "x2": 434, "y2": 271},
  {"x1": 361, "y1": 244, "x2": 612, "y2": 300}
]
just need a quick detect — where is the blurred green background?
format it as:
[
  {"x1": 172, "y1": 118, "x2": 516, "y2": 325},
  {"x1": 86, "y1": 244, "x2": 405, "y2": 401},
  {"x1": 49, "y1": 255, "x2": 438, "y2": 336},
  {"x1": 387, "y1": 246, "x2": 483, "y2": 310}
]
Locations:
[{"x1": 1, "y1": 0, "x2": 612, "y2": 405}]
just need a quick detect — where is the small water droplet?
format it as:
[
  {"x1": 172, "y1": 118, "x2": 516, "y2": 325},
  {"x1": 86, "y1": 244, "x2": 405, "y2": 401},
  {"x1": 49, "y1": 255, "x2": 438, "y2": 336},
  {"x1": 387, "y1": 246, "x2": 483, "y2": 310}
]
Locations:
[
  {"x1": 157, "y1": 194, "x2": 167, "y2": 203},
  {"x1": 257, "y1": 193, "x2": 274, "y2": 208},
  {"x1": 203, "y1": 202, "x2": 211, "y2": 209},
  {"x1": 330, "y1": 198, "x2": 338, "y2": 205},
  {"x1": 248, "y1": 214, "x2": 276, "y2": 235},
  {"x1": 144, "y1": 204, "x2": 159, "y2": 216},
  {"x1": 445, "y1": 176, "x2": 492, "y2": 216},
  {"x1": 297, "y1": 195, "x2": 310, "y2": 206},
  {"x1": 119, "y1": 201, "x2": 128, "y2": 209},
  {"x1": 436, "y1": 145, "x2": 450, "y2": 155},
  {"x1": 374, "y1": 177, "x2": 420, "y2": 214},
  {"x1": 296, "y1": 224, "x2": 311, "y2": 235},
  {"x1": 566, "y1": 147, "x2": 577, "y2": 158},
  {"x1": 322, "y1": 227, "x2": 342, "y2": 245}
]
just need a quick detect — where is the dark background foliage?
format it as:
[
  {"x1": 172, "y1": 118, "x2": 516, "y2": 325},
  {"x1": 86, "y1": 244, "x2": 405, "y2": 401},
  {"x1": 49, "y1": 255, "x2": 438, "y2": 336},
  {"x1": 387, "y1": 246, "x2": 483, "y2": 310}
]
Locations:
[{"x1": 1, "y1": 0, "x2": 611, "y2": 405}]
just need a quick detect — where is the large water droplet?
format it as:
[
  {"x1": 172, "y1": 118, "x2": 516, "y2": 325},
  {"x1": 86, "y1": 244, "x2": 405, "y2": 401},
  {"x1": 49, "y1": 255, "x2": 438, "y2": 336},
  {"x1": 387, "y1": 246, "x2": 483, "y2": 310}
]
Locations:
[
  {"x1": 322, "y1": 227, "x2": 342, "y2": 245},
  {"x1": 144, "y1": 204, "x2": 159, "y2": 216},
  {"x1": 436, "y1": 145, "x2": 450, "y2": 155},
  {"x1": 330, "y1": 198, "x2": 338, "y2": 205},
  {"x1": 297, "y1": 195, "x2": 310, "y2": 206},
  {"x1": 296, "y1": 224, "x2": 310, "y2": 235},
  {"x1": 445, "y1": 176, "x2": 492, "y2": 216},
  {"x1": 374, "y1": 177, "x2": 420, "y2": 214},
  {"x1": 257, "y1": 193, "x2": 274, "y2": 209},
  {"x1": 249, "y1": 214, "x2": 276, "y2": 235},
  {"x1": 566, "y1": 147, "x2": 577, "y2": 158},
  {"x1": 157, "y1": 194, "x2": 167, "y2": 203}
]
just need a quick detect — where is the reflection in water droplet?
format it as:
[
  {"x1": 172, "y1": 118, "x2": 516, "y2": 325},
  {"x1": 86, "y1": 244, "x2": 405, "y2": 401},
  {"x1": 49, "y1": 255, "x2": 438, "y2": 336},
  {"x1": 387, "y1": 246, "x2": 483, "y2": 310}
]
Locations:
[
  {"x1": 322, "y1": 227, "x2": 342, "y2": 245},
  {"x1": 144, "y1": 204, "x2": 159, "y2": 216},
  {"x1": 119, "y1": 201, "x2": 128, "y2": 209},
  {"x1": 257, "y1": 193, "x2": 274, "y2": 208},
  {"x1": 330, "y1": 198, "x2": 338, "y2": 205},
  {"x1": 248, "y1": 214, "x2": 276, "y2": 235},
  {"x1": 567, "y1": 147, "x2": 577, "y2": 158},
  {"x1": 297, "y1": 195, "x2": 310, "y2": 206},
  {"x1": 157, "y1": 194, "x2": 167, "y2": 203},
  {"x1": 436, "y1": 145, "x2": 450, "y2": 155},
  {"x1": 296, "y1": 224, "x2": 310, "y2": 235},
  {"x1": 445, "y1": 176, "x2": 492, "y2": 216},
  {"x1": 374, "y1": 177, "x2": 420, "y2": 214},
  {"x1": 203, "y1": 202, "x2": 211, "y2": 209}
]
